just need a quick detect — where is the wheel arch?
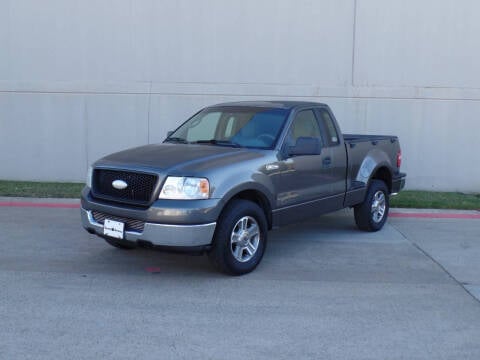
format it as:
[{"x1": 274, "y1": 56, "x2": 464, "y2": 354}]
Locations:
[
  {"x1": 219, "y1": 187, "x2": 273, "y2": 230},
  {"x1": 370, "y1": 166, "x2": 393, "y2": 193}
]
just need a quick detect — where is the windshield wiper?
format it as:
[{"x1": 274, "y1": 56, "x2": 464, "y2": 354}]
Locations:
[
  {"x1": 164, "y1": 137, "x2": 189, "y2": 144},
  {"x1": 194, "y1": 139, "x2": 242, "y2": 148}
]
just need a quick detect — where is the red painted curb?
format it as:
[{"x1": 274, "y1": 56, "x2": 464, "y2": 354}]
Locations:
[
  {"x1": 0, "y1": 201, "x2": 479, "y2": 219},
  {"x1": 389, "y1": 212, "x2": 480, "y2": 219},
  {"x1": 0, "y1": 202, "x2": 80, "y2": 209}
]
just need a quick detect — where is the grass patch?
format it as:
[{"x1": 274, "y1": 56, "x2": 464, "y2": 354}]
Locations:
[
  {"x1": 390, "y1": 191, "x2": 480, "y2": 210},
  {"x1": 0, "y1": 180, "x2": 479, "y2": 210},
  {"x1": 0, "y1": 180, "x2": 84, "y2": 198}
]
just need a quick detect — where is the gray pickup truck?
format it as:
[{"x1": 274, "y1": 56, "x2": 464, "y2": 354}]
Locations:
[{"x1": 81, "y1": 101, "x2": 406, "y2": 275}]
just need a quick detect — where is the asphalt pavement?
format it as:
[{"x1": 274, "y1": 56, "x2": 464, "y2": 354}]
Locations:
[{"x1": 0, "y1": 199, "x2": 479, "y2": 360}]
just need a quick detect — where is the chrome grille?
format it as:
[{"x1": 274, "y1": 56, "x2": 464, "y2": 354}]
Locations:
[{"x1": 92, "y1": 211, "x2": 145, "y2": 233}]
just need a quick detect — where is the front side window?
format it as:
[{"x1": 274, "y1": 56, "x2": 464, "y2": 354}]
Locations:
[
  {"x1": 166, "y1": 107, "x2": 290, "y2": 149},
  {"x1": 284, "y1": 109, "x2": 323, "y2": 147}
]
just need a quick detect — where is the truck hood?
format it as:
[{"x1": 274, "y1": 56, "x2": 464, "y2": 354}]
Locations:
[{"x1": 95, "y1": 143, "x2": 265, "y2": 174}]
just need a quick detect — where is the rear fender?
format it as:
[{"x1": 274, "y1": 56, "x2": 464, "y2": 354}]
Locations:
[{"x1": 355, "y1": 149, "x2": 393, "y2": 187}]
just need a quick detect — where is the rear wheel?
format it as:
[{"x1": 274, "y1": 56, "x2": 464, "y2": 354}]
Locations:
[
  {"x1": 208, "y1": 200, "x2": 267, "y2": 275},
  {"x1": 354, "y1": 179, "x2": 389, "y2": 232}
]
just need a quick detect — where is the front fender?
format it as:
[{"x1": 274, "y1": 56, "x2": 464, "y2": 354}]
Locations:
[
  {"x1": 219, "y1": 181, "x2": 275, "y2": 208},
  {"x1": 211, "y1": 169, "x2": 276, "y2": 221}
]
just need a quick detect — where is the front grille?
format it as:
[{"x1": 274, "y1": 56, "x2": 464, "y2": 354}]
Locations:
[
  {"x1": 92, "y1": 169, "x2": 158, "y2": 205},
  {"x1": 92, "y1": 211, "x2": 145, "y2": 233}
]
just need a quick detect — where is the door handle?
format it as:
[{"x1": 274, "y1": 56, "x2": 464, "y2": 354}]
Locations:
[{"x1": 322, "y1": 157, "x2": 332, "y2": 167}]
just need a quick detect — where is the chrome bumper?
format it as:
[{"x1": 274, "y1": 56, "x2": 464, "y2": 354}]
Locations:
[{"x1": 81, "y1": 208, "x2": 216, "y2": 247}]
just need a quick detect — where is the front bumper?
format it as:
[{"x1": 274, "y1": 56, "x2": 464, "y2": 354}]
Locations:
[
  {"x1": 81, "y1": 208, "x2": 216, "y2": 247},
  {"x1": 81, "y1": 187, "x2": 221, "y2": 248}
]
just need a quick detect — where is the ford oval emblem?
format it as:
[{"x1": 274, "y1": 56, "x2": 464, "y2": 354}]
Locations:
[{"x1": 112, "y1": 180, "x2": 128, "y2": 190}]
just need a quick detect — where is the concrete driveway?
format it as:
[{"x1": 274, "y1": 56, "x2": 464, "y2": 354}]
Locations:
[{"x1": 1, "y1": 199, "x2": 479, "y2": 360}]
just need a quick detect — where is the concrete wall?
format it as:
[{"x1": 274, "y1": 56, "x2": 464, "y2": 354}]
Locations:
[{"x1": 1, "y1": 0, "x2": 479, "y2": 192}]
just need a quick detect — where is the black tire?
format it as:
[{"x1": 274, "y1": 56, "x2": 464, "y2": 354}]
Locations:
[
  {"x1": 354, "y1": 179, "x2": 390, "y2": 232},
  {"x1": 103, "y1": 236, "x2": 137, "y2": 250},
  {"x1": 208, "y1": 200, "x2": 268, "y2": 275}
]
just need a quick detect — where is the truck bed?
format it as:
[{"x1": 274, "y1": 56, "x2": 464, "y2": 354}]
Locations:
[{"x1": 342, "y1": 133, "x2": 401, "y2": 206}]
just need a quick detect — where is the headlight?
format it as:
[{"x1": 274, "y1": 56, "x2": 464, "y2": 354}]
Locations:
[
  {"x1": 159, "y1": 176, "x2": 210, "y2": 200},
  {"x1": 86, "y1": 166, "x2": 93, "y2": 188}
]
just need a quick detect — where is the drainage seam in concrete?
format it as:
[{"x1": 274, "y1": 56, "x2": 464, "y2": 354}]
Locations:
[{"x1": 391, "y1": 224, "x2": 480, "y2": 305}]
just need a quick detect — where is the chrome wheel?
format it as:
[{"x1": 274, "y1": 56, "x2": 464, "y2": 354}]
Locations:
[
  {"x1": 230, "y1": 216, "x2": 260, "y2": 263},
  {"x1": 371, "y1": 190, "x2": 386, "y2": 223}
]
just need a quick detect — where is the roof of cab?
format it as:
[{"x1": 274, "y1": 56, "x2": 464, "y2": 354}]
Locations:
[{"x1": 207, "y1": 100, "x2": 327, "y2": 110}]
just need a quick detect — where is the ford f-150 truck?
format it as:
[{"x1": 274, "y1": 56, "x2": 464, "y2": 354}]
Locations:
[{"x1": 81, "y1": 101, "x2": 406, "y2": 275}]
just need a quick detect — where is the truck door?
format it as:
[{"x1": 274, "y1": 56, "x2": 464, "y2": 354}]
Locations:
[
  {"x1": 275, "y1": 109, "x2": 335, "y2": 221},
  {"x1": 315, "y1": 107, "x2": 348, "y2": 208}
]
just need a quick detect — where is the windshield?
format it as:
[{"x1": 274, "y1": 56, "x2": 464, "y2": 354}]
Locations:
[{"x1": 165, "y1": 106, "x2": 290, "y2": 149}]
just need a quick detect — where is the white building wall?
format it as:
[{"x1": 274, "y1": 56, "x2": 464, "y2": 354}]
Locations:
[{"x1": 1, "y1": 0, "x2": 479, "y2": 192}]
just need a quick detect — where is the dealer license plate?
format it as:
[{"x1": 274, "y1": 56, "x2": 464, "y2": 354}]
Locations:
[{"x1": 104, "y1": 219, "x2": 125, "y2": 239}]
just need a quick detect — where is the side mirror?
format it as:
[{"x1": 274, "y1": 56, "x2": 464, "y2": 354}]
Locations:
[
  {"x1": 289, "y1": 137, "x2": 321, "y2": 156},
  {"x1": 167, "y1": 130, "x2": 174, "y2": 137}
]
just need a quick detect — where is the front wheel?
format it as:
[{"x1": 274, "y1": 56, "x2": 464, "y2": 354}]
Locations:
[
  {"x1": 354, "y1": 179, "x2": 390, "y2": 232},
  {"x1": 208, "y1": 200, "x2": 268, "y2": 275}
]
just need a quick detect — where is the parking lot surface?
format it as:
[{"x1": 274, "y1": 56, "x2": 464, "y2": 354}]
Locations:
[{"x1": 1, "y1": 201, "x2": 479, "y2": 360}]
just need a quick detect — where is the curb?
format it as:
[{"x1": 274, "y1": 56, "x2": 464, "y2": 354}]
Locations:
[
  {"x1": 389, "y1": 207, "x2": 480, "y2": 219},
  {"x1": 0, "y1": 198, "x2": 479, "y2": 219},
  {"x1": 389, "y1": 212, "x2": 480, "y2": 219},
  {"x1": 0, "y1": 197, "x2": 80, "y2": 209}
]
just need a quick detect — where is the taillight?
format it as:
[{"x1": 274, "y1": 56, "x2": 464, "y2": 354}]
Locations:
[{"x1": 396, "y1": 150, "x2": 402, "y2": 168}]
